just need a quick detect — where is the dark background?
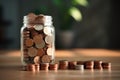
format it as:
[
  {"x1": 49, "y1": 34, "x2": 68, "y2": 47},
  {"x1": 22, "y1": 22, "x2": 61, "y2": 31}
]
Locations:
[{"x1": 0, "y1": 0, "x2": 120, "y2": 50}]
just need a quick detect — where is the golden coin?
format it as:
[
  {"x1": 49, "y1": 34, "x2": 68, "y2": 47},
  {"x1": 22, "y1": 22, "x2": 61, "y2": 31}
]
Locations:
[
  {"x1": 45, "y1": 35, "x2": 53, "y2": 44},
  {"x1": 25, "y1": 38, "x2": 33, "y2": 47},
  {"x1": 37, "y1": 49, "x2": 45, "y2": 57},
  {"x1": 34, "y1": 25, "x2": 43, "y2": 31},
  {"x1": 35, "y1": 40, "x2": 45, "y2": 49},
  {"x1": 33, "y1": 34, "x2": 43, "y2": 44},
  {"x1": 41, "y1": 55, "x2": 51, "y2": 63},
  {"x1": 28, "y1": 47, "x2": 37, "y2": 57}
]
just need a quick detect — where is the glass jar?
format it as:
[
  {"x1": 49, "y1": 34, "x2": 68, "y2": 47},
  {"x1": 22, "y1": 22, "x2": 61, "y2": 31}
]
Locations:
[{"x1": 21, "y1": 13, "x2": 55, "y2": 65}]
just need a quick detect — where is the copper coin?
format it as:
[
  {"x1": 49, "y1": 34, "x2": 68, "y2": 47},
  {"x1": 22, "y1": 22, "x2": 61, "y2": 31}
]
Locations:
[
  {"x1": 27, "y1": 13, "x2": 36, "y2": 23},
  {"x1": 49, "y1": 63, "x2": 58, "y2": 70},
  {"x1": 35, "y1": 15, "x2": 45, "y2": 24},
  {"x1": 59, "y1": 60, "x2": 68, "y2": 70},
  {"x1": 33, "y1": 34, "x2": 43, "y2": 44},
  {"x1": 45, "y1": 35, "x2": 53, "y2": 44},
  {"x1": 28, "y1": 47, "x2": 37, "y2": 57},
  {"x1": 25, "y1": 38, "x2": 34, "y2": 47},
  {"x1": 30, "y1": 29, "x2": 39, "y2": 37},
  {"x1": 41, "y1": 55, "x2": 51, "y2": 63},
  {"x1": 68, "y1": 61, "x2": 77, "y2": 69},
  {"x1": 37, "y1": 48, "x2": 45, "y2": 57},
  {"x1": 77, "y1": 61, "x2": 84, "y2": 65}
]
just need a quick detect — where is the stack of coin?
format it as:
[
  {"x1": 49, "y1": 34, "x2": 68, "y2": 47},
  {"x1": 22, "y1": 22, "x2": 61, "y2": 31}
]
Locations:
[
  {"x1": 75, "y1": 65, "x2": 84, "y2": 70},
  {"x1": 94, "y1": 60, "x2": 103, "y2": 70},
  {"x1": 40, "y1": 63, "x2": 49, "y2": 70},
  {"x1": 21, "y1": 13, "x2": 54, "y2": 65},
  {"x1": 68, "y1": 61, "x2": 77, "y2": 70},
  {"x1": 84, "y1": 61, "x2": 94, "y2": 69},
  {"x1": 77, "y1": 61, "x2": 84, "y2": 65},
  {"x1": 23, "y1": 64, "x2": 40, "y2": 71},
  {"x1": 102, "y1": 62, "x2": 111, "y2": 69},
  {"x1": 49, "y1": 63, "x2": 58, "y2": 70},
  {"x1": 59, "y1": 60, "x2": 68, "y2": 70}
]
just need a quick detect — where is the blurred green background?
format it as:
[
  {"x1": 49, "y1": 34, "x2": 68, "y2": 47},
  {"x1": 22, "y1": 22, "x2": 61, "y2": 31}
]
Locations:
[{"x1": 0, "y1": 0, "x2": 120, "y2": 50}]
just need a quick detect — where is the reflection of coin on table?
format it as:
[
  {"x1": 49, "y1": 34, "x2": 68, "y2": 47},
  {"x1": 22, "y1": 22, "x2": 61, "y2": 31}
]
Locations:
[{"x1": 28, "y1": 47, "x2": 37, "y2": 57}]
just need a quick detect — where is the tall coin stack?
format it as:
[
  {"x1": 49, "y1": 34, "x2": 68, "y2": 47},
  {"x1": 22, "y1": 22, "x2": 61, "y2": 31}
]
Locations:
[{"x1": 21, "y1": 13, "x2": 55, "y2": 67}]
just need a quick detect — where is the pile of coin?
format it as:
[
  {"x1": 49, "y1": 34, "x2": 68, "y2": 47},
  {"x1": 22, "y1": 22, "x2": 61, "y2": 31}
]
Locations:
[
  {"x1": 94, "y1": 60, "x2": 103, "y2": 70},
  {"x1": 68, "y1": 61, "x2": 77, "y2": 70},
  {"x1": 49, "y1": 63, "x2": 58, "y2": 70},
  {"x1": 102, "y1": 62, "x2": 111, "y2": 69},
  {"x1": 59, "y1": 60, "x2": 68, "y2": 70},
  {"x1": 21, "y1": 13, "x2": 54, "y2": 65},
  {"x1": 84, "y1": 61, "x2": 94, "y2": 69},
  {"x1": 22, "y1": 60, "x2": 111, "y2": 71}
]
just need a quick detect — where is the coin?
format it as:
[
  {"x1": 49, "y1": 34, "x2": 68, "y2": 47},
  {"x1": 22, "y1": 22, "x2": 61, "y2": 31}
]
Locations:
[
  {"x1": 27, "y1": 13, "x2": 36, "y2": 23},
  {"x1": 33, "y1": 34, "x2": 43, "y2": 44},
  {"x1": 34, "y1": 56, "x2": 40, "y2": 64},
  {"x1": 34, "y1": 25, "x2": 43, "y2": 31},
  {"x1": 41, "y1": 55, "x2": 51, "y2": 63},
  {"x1": 43, "y1": 27, "x2": 52, "y2": 35},
  {"x1": 35, "y1": 40, "x2": 45, "y2": 49},
  {"x1": 37, "y1": 48, "x2": 45, "y2": 57},
  {"x1": 75, "y1": 65, "x2": 84, "y2": 70},
  {"x1": 46, "y1": 48, "x2": 54, "y2": 56},
  {"x1": 25, "y1": 38, "x2": 34, "y2": 47},
  {"x1": 28, "y1": 47, "x2": 37, "y2": 57},
  {"x1": 45, "y1": 35, "x2": 53, "y2": 44}
]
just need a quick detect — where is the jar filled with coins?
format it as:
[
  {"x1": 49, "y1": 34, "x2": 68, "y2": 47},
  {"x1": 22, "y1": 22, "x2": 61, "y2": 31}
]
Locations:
[{"x1": 21, "y1": 13, "x2": 55, "y2": 65}]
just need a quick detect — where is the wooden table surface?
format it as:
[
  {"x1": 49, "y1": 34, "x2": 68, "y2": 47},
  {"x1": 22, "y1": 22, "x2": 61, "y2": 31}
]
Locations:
[{"x1": 0, "y1": 49, "x2": 120, "y2": 80}]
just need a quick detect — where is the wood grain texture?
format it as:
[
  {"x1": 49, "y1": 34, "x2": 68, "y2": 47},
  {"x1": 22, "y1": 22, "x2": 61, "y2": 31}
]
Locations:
[{"x1": 0, "y1": 49, "x2": 120, "y2": 80}]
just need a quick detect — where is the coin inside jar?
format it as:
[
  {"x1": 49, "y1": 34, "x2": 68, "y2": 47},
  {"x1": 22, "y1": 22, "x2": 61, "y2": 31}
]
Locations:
[
  {"x1": 35, "y1": 40, "x2": 45, "y2": 49},
  {"x1": 45, "y1": 35, "x2": 53, "y2": 44},
  {"x1": 34, "y1": 56, "x2": 40, "y2": 64},
  {"x1": 37, "y1": 48, "x2": 45, "y2": 57},
  {"x1": 33, "y1": 25, "x2": 43, "y2": 31},
  {"x1": 25, "y1": 38, "x2": 34, "y2": 47},
  {"x1": 43, "y1": 27, "x2": 52, "y2": 35},
  {"x1": 46, "y1": 48, "x2": 53, "y2": 56},
  {"x1": 33, "y1": 34, "x2": 43, "y2": 44},
  {"x1": 28, "y1": 47, "x2": 37, "y2": 57},
  {"x1": 41, "y1": 55, "x2": 51, "y2": 63}
]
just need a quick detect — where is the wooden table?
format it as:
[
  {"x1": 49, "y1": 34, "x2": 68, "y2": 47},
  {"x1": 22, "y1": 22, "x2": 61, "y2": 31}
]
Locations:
[{"x1": 0, "y1": 49, "x2": 120, "y2": 80}]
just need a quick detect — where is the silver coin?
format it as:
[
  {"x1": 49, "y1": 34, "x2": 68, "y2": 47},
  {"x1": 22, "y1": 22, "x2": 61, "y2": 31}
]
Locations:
[
  {"x1": 45, "y1": 35, "x2": 53, "y2": 44},
  {"x1": 35, "y1": 40, "x2": 45, "y2": 49},
  {"x1": 34, "y1": 25, "x2": 43, "y2": 31},
  {"x1": 43, "y1": 27, "x2": 52, "y2": 35}
]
